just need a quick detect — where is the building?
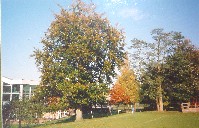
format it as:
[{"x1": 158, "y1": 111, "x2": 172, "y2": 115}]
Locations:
[{"x1": 2, "y1": 76, "x2": 39, "y2": 105}]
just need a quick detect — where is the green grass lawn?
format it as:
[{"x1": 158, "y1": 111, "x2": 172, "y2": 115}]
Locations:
[{"x1": 12, "y1": 112, "x2": 199, "y2": 128}]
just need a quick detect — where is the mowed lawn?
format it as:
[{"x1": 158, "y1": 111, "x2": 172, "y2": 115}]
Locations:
[{"x1": 32, "y1": 112, "x2": 199, "y2": 128}]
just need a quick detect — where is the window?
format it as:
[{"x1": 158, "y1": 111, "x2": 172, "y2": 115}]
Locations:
[
  {"x1": 12, "y1": 84, "x2": 20, "y2": 93},
  {"x1": 23, "y1": 94, "x2": 29, "y2": 99},
  {"x1": 23, "y1": 85, "x2": 30, "y2": 93},
  {"x1": 3, "y1": 94, "x2": 10, "y2": 101},
  {"x1": 12, "y1": 94, "x2": 19, "y2": 100},
  {"x1": 31, "y1": 85, "x2": 37, "y2": 93},
  {"x1": 3, "y1": 86, "x2": 11, "y2": 93}
]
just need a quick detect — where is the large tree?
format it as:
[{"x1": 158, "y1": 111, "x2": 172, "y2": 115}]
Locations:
[
  {"x1": 130, "y1": 28, "x2": 183, "y2": 111},
  {"x1": 32, "y1": 0, "x2": 125, "y2": 120},
  {"x1": 163, "y1": 40, "x2": 199, "y2": 106}
]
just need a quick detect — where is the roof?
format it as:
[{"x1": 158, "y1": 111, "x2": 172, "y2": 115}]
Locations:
[{"x1": 2, "y1": 76, "x2": 39, "y2": 85}]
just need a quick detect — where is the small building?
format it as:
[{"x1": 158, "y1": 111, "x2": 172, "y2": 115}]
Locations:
[{"x1": 2, "y1": 76, "x2": 39, "y2": 105}]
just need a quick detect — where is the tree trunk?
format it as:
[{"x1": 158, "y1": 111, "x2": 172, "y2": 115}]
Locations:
[
  {"x1": 156, "y1": 97, "x2": 160, "y2": 111},
  {"x1": 156, "y1": 96, "x2": 163, "y2": 112},
  {"x1": 134, "y1": 103, "x2": 137, "y2": 112},
  {"x1": 18, "y1": 119, "x2": 22, "y2": 128},
  {"x1": 159, "y1": 96, "x2": 163, "y2": 111},
  {"x1": 75, "y1": 106, "x2": 83, "y2": 121}
]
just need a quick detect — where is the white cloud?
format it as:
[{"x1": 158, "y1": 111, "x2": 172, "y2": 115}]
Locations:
[{"x1": 118, "y1": 8, "x2": 145, "y2": 21}]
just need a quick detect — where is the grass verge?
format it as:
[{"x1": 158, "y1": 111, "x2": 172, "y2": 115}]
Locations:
[{"x1": 11, "y1": 111, "x2": 199, "y2": 128}]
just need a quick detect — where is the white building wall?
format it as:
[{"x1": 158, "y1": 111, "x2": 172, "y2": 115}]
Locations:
[
  {"x1": 2, "y1": 76, "x2": 39, "y2": 103},
  {"x1": 19, "y1": 84, "x2": 23, "y2": 100}
]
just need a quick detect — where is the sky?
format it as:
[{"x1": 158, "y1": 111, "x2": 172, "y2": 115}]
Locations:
[{"x1": 2, "y1": 0, "x2": 199, "y2": 81}]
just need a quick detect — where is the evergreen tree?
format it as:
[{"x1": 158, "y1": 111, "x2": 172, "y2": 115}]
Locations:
[{"x1": 164, "y1": 40, "x2": 199, "y2": 106}]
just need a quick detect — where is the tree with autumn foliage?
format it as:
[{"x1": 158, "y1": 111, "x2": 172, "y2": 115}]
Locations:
[
  {"x1": 110, "y1": 56, "x2": 140, "y2": 105},
  {"x1": 110, "y1": 83, "x2": 130, "y2": 104},
  {"x1": 32, "y1": 0, "x2": 125, "y2": 121}
]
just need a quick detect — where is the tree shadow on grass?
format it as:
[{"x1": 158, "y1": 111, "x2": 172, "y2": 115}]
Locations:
[
  {"x1": 30, "y1": 112, "x2": 119, "y2": 127},
  {"x1": 29, "y1": 116, "x2": 76, "y2": 128},
  {"x1": 55, "y1": 115, "x2": 76, "y2": 124}
]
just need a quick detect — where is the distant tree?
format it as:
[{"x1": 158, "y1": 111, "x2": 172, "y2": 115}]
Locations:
[
  {"x1": 130, "y1": 28, "x2": 183, "y2": 111},
  {"x1": 2, "y1": 102, "x2": 12, "y2": 128},
  {"x1": 32, "y1": 0, "x2": 125, "y2": 121},
  {"x1": 163, "y1": 40, "x2": 199, "y2": 106},
  {"x1": 129, "y1": 39, "x2": 147, "y2": 80},
  {"x1": 110, "y1": 56, "x2": 139, "y2": 105},
  {"x1": 110, "y1": 83, "x2": 129, "y2": 104},
  {"x1": 140, "y1": 65, "x2": 165, "y2": 110},
  {"x1": 10, "y1": 99, "x2": 43, "y2": 128}
]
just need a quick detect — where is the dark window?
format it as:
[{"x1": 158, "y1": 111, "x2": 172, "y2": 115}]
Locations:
[
  {"x1": 12, "y1": 84, "x2": 20, "y2": 93},
  {"x1": 31, "y1": 85, "x2": 37, "y2": 93},
  {"x1": 3, "y1": 86, "x2": 11, "y2": 93},
  {"x1": 23, "y1": 94, "x2": 29, "y2": 99},
  {"x1": 12, "y1": 94, "x2": 19, "y2": 100},
  {"x1": 3, "y1": 94, "x2": 10, "y2": 101},
  {"x1": 23, "y1": 85, "x2": 30, "y2": 93}
]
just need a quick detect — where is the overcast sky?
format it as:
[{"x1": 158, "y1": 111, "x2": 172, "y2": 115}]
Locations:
[{"x1": 2, "y1": 0, "x2": 199, "y2": 81}]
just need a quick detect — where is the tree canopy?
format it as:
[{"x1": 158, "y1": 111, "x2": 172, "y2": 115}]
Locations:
[
  {"x1": 32, "y1": 0, "x2": 125, "y2": 120},
  {"x1": 164, "y1": 40, "x2": 199, "y2": 104},
  {"x1": 130, "y1": 28, "x2": 199, "y2": 111},
  {"x1": 110, "y1": 56, "x2": 139, "y2": 105},
  {"x1": 130, "y1": 28, "x2": 184, "y2": 111}
]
